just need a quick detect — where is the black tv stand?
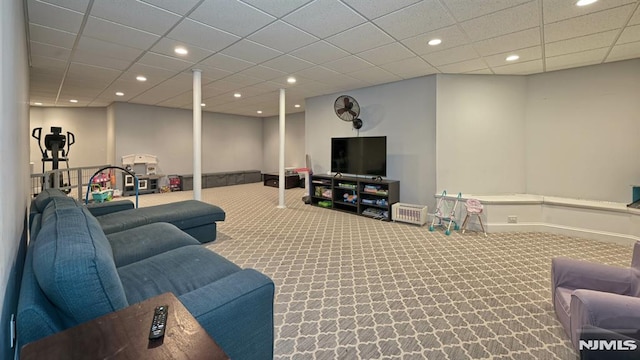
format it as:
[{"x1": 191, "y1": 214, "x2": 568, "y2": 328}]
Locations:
[
  {"x1": 333, "y1": 172, "x2": 343, "y2": 178},
  {"x1": 310, "y1": 174, "x2": 399, "y2": 221}
]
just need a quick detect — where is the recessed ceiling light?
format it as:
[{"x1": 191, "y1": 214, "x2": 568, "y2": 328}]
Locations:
[
  {"x1": 234, "y1": 93, "x2": 241, "y2": 98},
  {"x1": 34, "y1": 102, "x2": 43, "y2": 106},
  {"x1": 506, "y1": 55, "x2": 520, "y2": 62},
  {"x1": 294, "y1": 104, "x2": 300, "y2": 108},
  {"x1": 174, "y1": 47, "x2": 188, "y2": 55},
  {"x1": 69, "y1": 99, "x2": 78, "y2": 103},
  {"x1": 115, "y1": 92, "x2": 124, "y2": 96},
  {"x1": 257, "y1": 110, "x2": 263, "y2": 114},
  {"x1": 428, "y1": 39, "x2": 442, "y2": 46},
  {"x1": 136, "y1": 75, "x2": 147, "y2": 82},
  {"x1": 576, "y1": 0, "x2": 597, "y2": 6},
  {"x1": 201, "y1": 103, "x2": 206, "y2": 107},
  {"x1": 287, "y1": 76, "x2": 296, "y2": 84}
]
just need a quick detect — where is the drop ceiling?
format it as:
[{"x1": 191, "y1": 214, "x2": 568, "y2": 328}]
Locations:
[{"x1": 26, "y1": 0, "x2": 640, "y2": 117}]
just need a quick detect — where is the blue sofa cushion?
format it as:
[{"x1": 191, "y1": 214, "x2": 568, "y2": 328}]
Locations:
[
  {"x1": 33, "y1": 206, "x2": 129, "y2": 327},
  {"x1": 32, "y1": 188, "x2": 68, "y2": 212},
  {"x1": 118, "y1": 246, "x2": 240, "y2": 304},
  {"x1": 97, "y1": 200, "x2": 225, "y2": 236},
  {"x1": 107, "y1": 222, "x2": 200, "y2": 267}
]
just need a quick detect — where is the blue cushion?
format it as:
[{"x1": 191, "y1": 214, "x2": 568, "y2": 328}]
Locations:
[
  {"x1": 107, "y1": 222, "x2": 200, "y2": 267},
  {"x1": 32, "y1": 206, "x2": 129, "y2": 327},
  {"x1": 97, "y1": 200, "x2": 225, "y2": 236},
  {"x1": 32, "y1": 188, "x2": 68, "y2": 212},
  {"x1": 118, "y1": 246, "x2": 240, "y2": 304}
]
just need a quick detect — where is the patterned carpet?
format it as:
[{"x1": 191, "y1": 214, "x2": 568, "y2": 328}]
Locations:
[{"x1": 138, "y1": 182, "x2": 633, "y2": 359}]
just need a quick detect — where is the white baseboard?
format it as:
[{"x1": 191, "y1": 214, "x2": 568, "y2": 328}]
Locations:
[{"x1": 488, "y1": 222, "x2": 639, "y2": 246}]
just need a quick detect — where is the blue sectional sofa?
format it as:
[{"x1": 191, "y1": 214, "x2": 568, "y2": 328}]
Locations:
[{"x1": 18, "y1": 190, "x2": 274, "y2": 359}]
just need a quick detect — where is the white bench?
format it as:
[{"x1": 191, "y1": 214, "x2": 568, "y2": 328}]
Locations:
[{"x1": 435, "y1": 193, "x2": 640, "y2": 245}]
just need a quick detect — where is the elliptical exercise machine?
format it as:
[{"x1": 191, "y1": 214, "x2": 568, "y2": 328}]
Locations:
[{"x1": 32, "y1": 126, "x2": 75, "y2": 192}]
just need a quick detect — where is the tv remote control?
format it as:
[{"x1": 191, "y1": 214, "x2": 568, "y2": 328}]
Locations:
[{"x1": 149, "y1": 305, "x2": 168, "y2": 340}]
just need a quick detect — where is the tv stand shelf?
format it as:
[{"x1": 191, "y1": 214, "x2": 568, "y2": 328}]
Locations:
[{"x1": 310, "y1": 175, "x2": 399, "y2": 221}]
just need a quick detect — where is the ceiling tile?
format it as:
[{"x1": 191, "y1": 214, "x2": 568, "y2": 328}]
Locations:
[
  {"x1": 545, "y1": 31, "x2": 617, "y2": 57},
  {"x1": 75, "y1": 36, "x2": 144, "y2": 62},
  {"x1": 66, "y1": 62, "x2": 122, "y2": 83},
  {"x1": 189, "y1": 65, "x2": 233, "y2": 83},
  {"x1": 357, "y1": 43, "x2": 415, "y2": 66},
  {"x1": 606, "y1": 41, "x2": 640, "y2": 62},
  {"x1": 150, "y1": 38, "x2": 214, "y2": 63},
  {"x1": 373, "y1": 0, "x2": 455, "y2": 40},
  {"x1": 543, "y1": 0, "x2": 637, "y2": 24},
  {"x1": 72, "y1": 50, "x2": 133, "y2": 71},
  {"x1": 348, "y1": 67, "x2": 402, "y2": 85},
  {"x1": 421, "y1": 44, "x2": 480, "y2": 66},
  {"x1": 290, "y1": 41, "x2": 350, "y2": 64},
  {"x1": 492, "y1": 59, "x2": 543, "y2": 75},
  {"x1": 189, "y1": 0, "x2": 276, "y2": 37},
  {"x1": 293, "y1": 66, "x2": 340, "y2": 82},
  {"x1": 341, "y1": 0, "x2": 421, "y2": 20},
  {"x1": 221, "y1": 73, "x2": 264, "y2": 87},
  {"x1": 29, "y1": 24, "x2": 76, "y2": 49},
  {"x1": 326, "y1": 22, "x2": 395, "y2": 54},
  {"x1": 199, "y1": 53, "x2": 255, "y2": 73},
  {"x1": 83, "y1": 16, "x2": 160, "y2": 51},
  {"x1": 167, "y1": 19, "x2": 241, "y2": 53},
  {"x1": 240, "y1": 0, "x2": 312, "y2": 18},
  {"x1": 139, "y1": 0, "x2": 201, "y2": 15},
  {"x1": 261, "y1": 55, "x2": 315, "y2": 74},
  {"x1": 618, "y1": 24, "x2": 640, "y2": 45},
  {"x1": 30, "y1": 55, "x2": 68, "y2": 71},
  {"x1": 473, "y1": 28, "x2": 541, "y2": 56},
  {"x1": 220, "y1": 39, "x2": 283, "y2": 64},
  {"x1": 91, "y1": 0, "x2": 182, "y2": 35},
  {"x1": 544, "y1": 5, "x2": 635, "y2": 43},
  {"x1": 379, "y1": 57, "x2": 438, "y2": 78},
  {"x1": 437, "y1": 58, "x2": 487, "y2": 73},
  {"x1": 283, "y1": 0, "x2": 367, "y2": 39},
  {"x1": 248, "y1": 21, "x2": 318, "y2": 53},
  {"x1": 38, "y1": 0, "x2": 90, "y2": 13},
  {"x1": 323, "y1": 56, "x2": 374, "y2": 73},
  {"x1": 138, "y1": 52, "x2": 194, "y2": 72},
  {"x1": 401, "y1": 25, "x2": 470, "y2": 56},
  {"x1": 464, "y1": 68, "x2": 493, "y2": 74},
  {"x1": 441, "y1": 0, "x2": 532, "y2": 22},
  {"x1": 28, "y1": 0, "x2": 84, "y2": 34},
  {"x1": 122, "y1": 63, "x2": 178, "y2": 83},
  {"x1": 131, "y1": 73, "x2": 194, "y2": 104},
  {"x1": 30, "y1": 41, "x2": 71, "y2": 61},
  {"x1": 460, "y1": 2, "x2": 539, "y2": 41},
  {"x1": 484, "y1": 46, "x2": 541, "y2": 68},
  {"x1": 631, "y1": 6, "x2": 640, "y2": 25},
  {"x1": 545, "y1": 48, "x2": 608, "y2": 72}
]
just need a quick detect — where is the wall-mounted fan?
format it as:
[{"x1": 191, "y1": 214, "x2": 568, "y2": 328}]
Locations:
[{"x1": 334, "y1": 95, "x2": 363, "y2": 130}]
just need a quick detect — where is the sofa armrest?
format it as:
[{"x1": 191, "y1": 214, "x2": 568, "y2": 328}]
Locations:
[
  {"x1": 570, "y1": 289, "x2": 640, "y2": 350},
  {"x1": 85, "y1": 200, "x2": 134, "y2": 217},
  {"x1": 179, "y1": 269, "x2": 274, "y2": 360},
  {"x1": 552, "y1": 257, "x2": 635, "y2": 297}
]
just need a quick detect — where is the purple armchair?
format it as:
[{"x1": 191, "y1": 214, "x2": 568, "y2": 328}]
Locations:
[{"x1": 551, "y1": 241, "x2": 640, "y2": 350}]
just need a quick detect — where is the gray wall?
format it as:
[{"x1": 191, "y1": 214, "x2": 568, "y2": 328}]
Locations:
[
  {"x1": 29, "y1": 107, "x2": 108, "y2": 169},
  {"x1": 526, "y1": 60, "x2": 640, "y2": 203},
  {"x1": 436, "y1": 74, "x2": 528, "y2": 194},
  {"x1": 262, "y1": 112, "x2": 306, "y2": 173},
  {"x1": 0, "y1": 0, "x2": 29, "y2": 358},
  {"x1": 112, "y1": 102, "x2": 263, "y2": 175},
  {"x1": 305, "y1": 76, "x2": 438, "y2": 209}
]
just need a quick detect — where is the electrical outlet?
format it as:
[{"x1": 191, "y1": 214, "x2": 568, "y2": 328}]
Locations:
[{"x1": 507, "y1": 215, "x2": 518, "y2": 224}]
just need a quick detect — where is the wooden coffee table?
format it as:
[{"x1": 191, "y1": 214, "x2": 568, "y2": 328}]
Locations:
[{"x1": 21, "y1": 292, "x2": 229, "y2": 360}]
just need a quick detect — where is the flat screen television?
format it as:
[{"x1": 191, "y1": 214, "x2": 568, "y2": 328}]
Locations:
[{"x1": 331, "y1": 136, "x2": 387, "y2": 176}]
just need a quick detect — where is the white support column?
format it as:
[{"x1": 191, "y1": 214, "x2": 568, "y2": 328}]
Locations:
[
  {"x1": 193, "y1": 69, "x2": 202, "y2": 201},
  {"x1": 278, "y1": 88, "x2": 286, "y2": 208}
]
